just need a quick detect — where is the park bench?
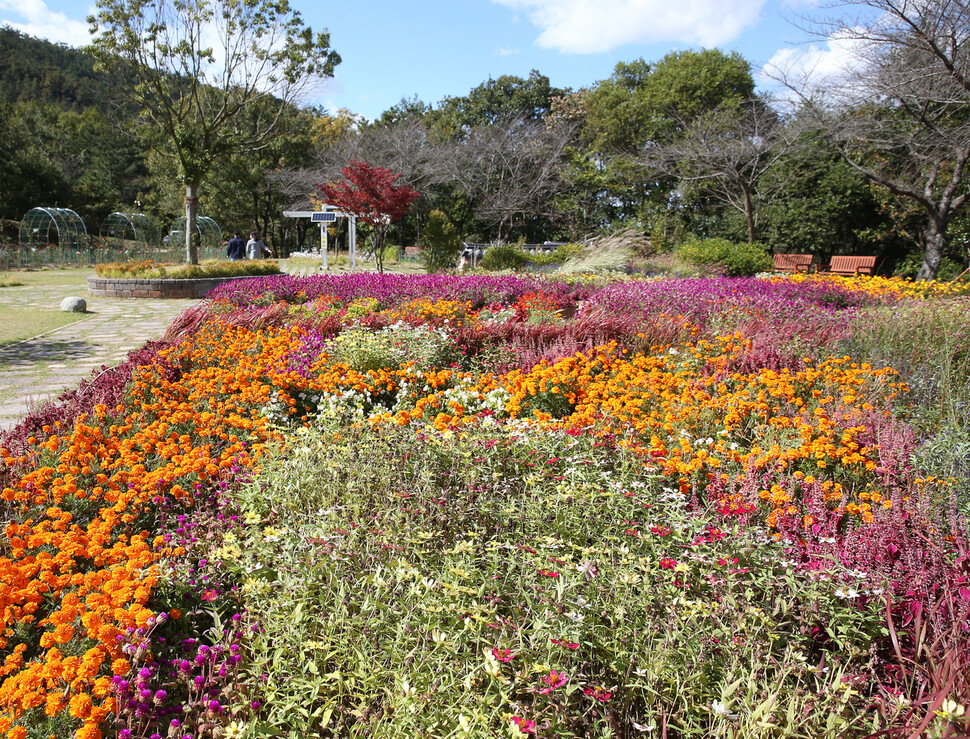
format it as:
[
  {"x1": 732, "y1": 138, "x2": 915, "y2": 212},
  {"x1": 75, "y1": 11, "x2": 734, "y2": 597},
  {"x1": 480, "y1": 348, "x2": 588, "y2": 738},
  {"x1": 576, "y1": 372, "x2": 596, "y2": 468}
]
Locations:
[
  {"x1": 772, "y1": 254, "x2": 815, "y2": 273},
  {"x1": 823, "y1": 255, "x2": 877, "y2": 276}
]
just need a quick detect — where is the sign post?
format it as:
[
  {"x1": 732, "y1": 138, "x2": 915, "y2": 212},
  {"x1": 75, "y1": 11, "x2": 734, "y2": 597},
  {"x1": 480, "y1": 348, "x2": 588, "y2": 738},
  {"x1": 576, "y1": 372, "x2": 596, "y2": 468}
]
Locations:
[
  {"x1": 283, "y1": 207, "x2": 355, "y2": 271},
  {"x1": 311, "y1": 211, "x2": 336, "y2": 270}
]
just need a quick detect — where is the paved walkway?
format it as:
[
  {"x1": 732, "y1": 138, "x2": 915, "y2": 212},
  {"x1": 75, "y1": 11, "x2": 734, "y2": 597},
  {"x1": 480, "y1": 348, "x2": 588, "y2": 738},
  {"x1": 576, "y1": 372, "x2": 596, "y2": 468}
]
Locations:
[{"x1": 0, "y1": 282, "x2": 199, "y2": 431}]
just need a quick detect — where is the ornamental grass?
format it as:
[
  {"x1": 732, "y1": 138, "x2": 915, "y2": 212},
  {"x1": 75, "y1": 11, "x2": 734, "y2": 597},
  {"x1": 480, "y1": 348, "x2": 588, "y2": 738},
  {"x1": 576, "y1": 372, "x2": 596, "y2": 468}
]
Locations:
[{"x1": 0, "y1": 273, "x2": 967, "y2": 738}]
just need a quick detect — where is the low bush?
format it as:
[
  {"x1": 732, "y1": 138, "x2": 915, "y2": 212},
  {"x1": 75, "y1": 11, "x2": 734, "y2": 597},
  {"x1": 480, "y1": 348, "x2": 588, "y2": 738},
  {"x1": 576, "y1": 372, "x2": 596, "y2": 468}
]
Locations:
[
  {"x1": 481, "y1": 245, "x2": 530, "y2": 272},
  {"x1": 675, "y1": 238, "x2": 773, "y2": 277},
  {"x1": 94, "y1": 259, "x2": 281, "y2": 279}
]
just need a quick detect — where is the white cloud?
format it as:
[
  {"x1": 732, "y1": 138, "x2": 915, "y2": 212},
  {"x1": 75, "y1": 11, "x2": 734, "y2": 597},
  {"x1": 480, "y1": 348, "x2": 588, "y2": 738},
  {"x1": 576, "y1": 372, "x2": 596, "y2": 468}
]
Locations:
[
  {"x1": 491, "y1": 0, "x2": 768, "y2": 53},
  {"x1": 760, "y1": 30, "x2": 870, "y2": 104},
  {"x1": 0, "y1": 0, "x2": 92, "y2": 47},
  {"x1": 496, "y1": 46, "x2": 520, "y2": 56}
]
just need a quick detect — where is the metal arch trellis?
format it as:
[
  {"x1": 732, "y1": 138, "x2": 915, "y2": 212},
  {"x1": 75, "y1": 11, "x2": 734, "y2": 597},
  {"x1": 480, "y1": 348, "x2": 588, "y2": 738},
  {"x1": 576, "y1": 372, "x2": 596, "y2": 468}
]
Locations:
[
  {"x1": 19, "y1": 207, "x2": 88, "y2": 250},
  {"x1": 99, "y1": 212, "x2": 160, "y2": 248},
  {"x1": 169, "y1": 216, "x2": 223, "y2": 249}
]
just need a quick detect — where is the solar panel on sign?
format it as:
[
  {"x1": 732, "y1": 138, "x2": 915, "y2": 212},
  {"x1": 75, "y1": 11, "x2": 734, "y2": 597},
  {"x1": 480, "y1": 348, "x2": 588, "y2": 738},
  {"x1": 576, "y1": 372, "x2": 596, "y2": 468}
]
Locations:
[{"x1": 311, "y1": 212, "x2": 337, "y2": 222}]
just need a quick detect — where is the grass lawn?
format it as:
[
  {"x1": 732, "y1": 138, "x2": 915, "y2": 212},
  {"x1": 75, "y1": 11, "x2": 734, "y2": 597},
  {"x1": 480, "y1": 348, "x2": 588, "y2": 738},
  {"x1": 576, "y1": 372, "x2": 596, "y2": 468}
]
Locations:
[
  {"x1": 0, "y1": 269, "x2": 93, "y2": 345},
  {"x1": 0, "y1": 267, "x2": 93, "y2": 289},
  {"x1": 0, "y1": 306, "x2": 89, "y2": 346}
]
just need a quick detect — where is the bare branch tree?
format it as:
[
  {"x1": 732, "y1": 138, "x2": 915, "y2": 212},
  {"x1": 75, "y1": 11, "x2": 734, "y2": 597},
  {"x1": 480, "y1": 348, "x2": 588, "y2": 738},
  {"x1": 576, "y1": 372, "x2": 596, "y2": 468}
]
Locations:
[
  {"x1": 646, "y1": 100, "x2": 787, "y2": 244},
  {"x1": 770, "y1": 0, "x2": 970, "y2": 278},
  {"x1": 437, "y1": 117, "x2": 576, "y2": 240}
]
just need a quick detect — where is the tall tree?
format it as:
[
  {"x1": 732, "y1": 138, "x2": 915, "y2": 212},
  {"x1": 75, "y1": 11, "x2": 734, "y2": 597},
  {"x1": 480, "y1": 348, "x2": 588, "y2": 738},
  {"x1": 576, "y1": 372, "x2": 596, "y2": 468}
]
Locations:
[
  {"x1": 646, "y1": 99, "x2": 784, "y2": 244},
  {"x1": 779, "y1": 0, "x2": 970, "y2": 279},
  {"x1": 430, "y1": 70, "x2": 564, "y2": 139},
  {"x1": 319, "y1": 161, "x2": 419, "y2": 274},
  {"x1": 87, "y1": 0, "x2": 340, "y2": 263},
  {"x1": 758, "y1": 121, "x2": 886, "y2": 258},
  {"x1": 436, "y1": 117, "x2": 576, "y2": 241},
  {"x1": 578, "y1": 49, "x2": 757, "y2": 229}
]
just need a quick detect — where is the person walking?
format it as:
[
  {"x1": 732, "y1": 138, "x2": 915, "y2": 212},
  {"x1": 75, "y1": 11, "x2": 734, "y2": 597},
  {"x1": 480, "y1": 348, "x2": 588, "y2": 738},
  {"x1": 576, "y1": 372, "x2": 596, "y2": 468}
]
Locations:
[
  {"x1": 246, "y1": 232, "x2": 271, "y2": 259},
  {"x1": 227, "y1": 231, "x2": 246, "y2": 261}
]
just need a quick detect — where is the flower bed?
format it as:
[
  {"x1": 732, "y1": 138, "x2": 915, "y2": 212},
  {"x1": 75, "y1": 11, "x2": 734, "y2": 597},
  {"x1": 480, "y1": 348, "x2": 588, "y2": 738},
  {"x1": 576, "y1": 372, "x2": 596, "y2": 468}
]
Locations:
[{"x1": 0, "y1": 273, "x2": 968, "y2": 738}]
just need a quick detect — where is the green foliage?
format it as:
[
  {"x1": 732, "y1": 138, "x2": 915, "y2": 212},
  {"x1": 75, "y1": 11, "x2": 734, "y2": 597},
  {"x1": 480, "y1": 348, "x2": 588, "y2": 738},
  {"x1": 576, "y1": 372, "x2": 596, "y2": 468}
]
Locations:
[
  {"x1": 420, "y1": 209, "x2": 463, "y2": 273},
  {"x1": 480, "y1": 244, "x2": 530, "y2": 272},
  {"x1": 430, "y1": 70, "x2": 564, "y2": 138},
  {"x1": 675, "y1": 238, "x2": 772, "y2": 276},
  {"x1": 584, "y1": 49, "x2": 755, "y2": 156},
  {"x1": 226, "y1": 420, "x2": 886, "y2": 738},
  {"x1": 0, "y1": 27, "x2": 109, "y2": 111},
  {"x1": 759, "y1": 127, "x2": 885, "y2": 257},
  {"x1": 893, "y1": 253, "x2": 965, "y2": 281},
  {"x1": 525, "y1": 243, "x2": 581, "y2": 268},
  {"x1": 326, "y1": 322, "x2": 462, "y2": 376}
]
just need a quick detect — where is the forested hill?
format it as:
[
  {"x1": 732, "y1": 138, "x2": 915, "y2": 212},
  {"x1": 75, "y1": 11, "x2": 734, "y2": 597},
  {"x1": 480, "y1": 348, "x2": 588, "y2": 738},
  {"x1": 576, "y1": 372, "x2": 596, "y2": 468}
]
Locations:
[{"x1": 0, "y1": 27, "x2": 111, "y2": 110}]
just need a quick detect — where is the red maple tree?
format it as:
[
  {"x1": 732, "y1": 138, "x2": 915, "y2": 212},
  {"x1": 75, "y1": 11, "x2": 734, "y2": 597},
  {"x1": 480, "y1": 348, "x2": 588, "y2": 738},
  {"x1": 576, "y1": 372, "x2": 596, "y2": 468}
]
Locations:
[{"x1": 319, "y1": 160, "x2": 420, "y2": 274}]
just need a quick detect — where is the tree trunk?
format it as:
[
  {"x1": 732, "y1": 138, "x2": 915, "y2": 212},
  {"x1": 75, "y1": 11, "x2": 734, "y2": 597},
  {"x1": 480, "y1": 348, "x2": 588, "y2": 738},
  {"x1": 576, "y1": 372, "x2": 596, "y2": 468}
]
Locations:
[
  {"x1": 184, "y1": 182, "x2": 200, "y2": 265},
  {"x1": 743, "y1": 183, "x2": 756, "y2": 244},
  {"x1": 917, "y1": 216, "x2": 947, "y2": 281},
  {"x1": 373, "y1": 225, "x2": 387, "y2": 275}
]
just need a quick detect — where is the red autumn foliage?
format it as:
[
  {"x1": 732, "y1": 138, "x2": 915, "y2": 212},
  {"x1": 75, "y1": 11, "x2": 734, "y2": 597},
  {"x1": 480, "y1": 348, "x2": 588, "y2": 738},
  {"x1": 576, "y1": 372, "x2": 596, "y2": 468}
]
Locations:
[{"x1": 319, "y1": 160, "x2": 419, "y2": 228}]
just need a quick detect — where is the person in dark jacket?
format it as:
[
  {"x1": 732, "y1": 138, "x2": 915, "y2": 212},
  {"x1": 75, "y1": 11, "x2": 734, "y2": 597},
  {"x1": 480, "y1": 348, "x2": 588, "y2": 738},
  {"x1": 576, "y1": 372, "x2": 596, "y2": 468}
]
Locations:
[{"x1": 227, "y1": 231, "x2": 245, "y2": 261}]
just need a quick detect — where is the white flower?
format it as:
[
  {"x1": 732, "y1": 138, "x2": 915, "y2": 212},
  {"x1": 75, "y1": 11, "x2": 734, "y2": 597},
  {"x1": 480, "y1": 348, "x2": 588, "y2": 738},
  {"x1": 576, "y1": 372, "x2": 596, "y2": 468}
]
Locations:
[
  {"x1": 936, "y1": 698, "x2": 966, "y2": 719},
  {"x1": 711, "y1": 700, "x2": 738, "y2": 719}
]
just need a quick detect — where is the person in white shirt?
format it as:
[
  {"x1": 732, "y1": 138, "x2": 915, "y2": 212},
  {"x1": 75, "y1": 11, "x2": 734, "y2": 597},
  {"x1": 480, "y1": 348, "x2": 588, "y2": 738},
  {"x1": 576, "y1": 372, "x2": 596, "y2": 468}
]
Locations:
[{"x1": 246, "y1": 232, "x2": 271, "y2": 259}]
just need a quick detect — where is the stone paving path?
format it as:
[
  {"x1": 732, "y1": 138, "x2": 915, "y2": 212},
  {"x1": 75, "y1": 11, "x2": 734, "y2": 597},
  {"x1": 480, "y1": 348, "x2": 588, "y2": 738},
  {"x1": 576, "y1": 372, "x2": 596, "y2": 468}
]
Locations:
[{"x1": 0, "y1": 281, "x2": 199, "y2": 431}]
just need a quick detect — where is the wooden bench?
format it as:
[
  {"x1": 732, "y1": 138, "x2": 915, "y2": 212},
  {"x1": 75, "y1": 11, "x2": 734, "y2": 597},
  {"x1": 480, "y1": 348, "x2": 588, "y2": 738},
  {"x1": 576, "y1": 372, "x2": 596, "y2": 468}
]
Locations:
[
  {"x1": 772, "y1": 254, "x2": 815, "y2": 273},
  {"x1": 824, "y1": 255, "x2": 877, "y2": 276}
]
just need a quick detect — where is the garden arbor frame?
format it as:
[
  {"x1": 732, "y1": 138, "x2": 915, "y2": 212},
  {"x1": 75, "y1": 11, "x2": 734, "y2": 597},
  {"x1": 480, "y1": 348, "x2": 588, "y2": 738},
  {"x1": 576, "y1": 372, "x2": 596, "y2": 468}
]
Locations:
[
  {"x1": 283, "y1": 205, "x2": 358, "y2": 270},
  {"x1": 168, "y1": 216, "x2": 223, "y2": 249},
  {"x1": 99, "y1": 212, "x2": 160, "y2": 248},
  {"x1": 19, "y1": 207, "x2": 88, "y2": 250}
]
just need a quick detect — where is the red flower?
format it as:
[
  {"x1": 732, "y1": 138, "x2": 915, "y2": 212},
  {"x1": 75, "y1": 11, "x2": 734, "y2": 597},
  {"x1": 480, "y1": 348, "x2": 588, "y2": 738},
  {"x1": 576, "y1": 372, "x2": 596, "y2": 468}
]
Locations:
[
  {"x1": 551, "y1": 638, "x2": 580, "y2": 650},
  {"x1": 584, "y1": 685, "x2": 612, "y2": 702}
]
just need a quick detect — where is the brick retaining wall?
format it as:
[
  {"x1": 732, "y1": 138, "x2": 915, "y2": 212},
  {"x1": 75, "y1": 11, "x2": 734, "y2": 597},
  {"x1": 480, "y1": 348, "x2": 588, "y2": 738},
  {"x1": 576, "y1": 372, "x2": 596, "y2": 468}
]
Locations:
[{"x1": 87, "y1": 275, "x2": 274, "y2": 299}]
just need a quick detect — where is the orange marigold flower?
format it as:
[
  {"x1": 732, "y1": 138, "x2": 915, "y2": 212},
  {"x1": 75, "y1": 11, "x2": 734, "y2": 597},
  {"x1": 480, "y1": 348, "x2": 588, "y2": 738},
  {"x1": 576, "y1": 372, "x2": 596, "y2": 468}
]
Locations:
[{"x1": 68, "y1": 692, "x2": 93, "y2": 719}]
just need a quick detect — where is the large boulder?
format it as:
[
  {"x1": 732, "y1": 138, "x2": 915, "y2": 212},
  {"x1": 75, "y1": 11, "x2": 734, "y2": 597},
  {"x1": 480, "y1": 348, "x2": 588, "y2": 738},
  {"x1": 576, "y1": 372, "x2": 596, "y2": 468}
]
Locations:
[{"x1": 60, "y1": 296, "x2": 87, "y2": 313}]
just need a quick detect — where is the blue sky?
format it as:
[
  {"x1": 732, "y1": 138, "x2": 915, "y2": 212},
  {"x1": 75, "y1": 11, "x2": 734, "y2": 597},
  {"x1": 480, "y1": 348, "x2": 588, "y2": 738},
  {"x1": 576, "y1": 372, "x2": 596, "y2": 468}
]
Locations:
[{"x1": 0, "y1": 0, "x2": 852, "y2": 121}]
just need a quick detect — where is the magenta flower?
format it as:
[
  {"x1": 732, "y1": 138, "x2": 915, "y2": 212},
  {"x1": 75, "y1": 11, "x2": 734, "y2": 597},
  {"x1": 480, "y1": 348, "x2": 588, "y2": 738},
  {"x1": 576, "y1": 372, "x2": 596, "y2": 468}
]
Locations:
[
  {"x1": 492, "y1": 647, "x2": 515, "y2": 663},
  {"x1": 539, "y1": 670, "x2": 568, "y2": 693},
  {"x1": 512, "y1": 716, "x2": 537, "y2": 734},
  {"x1": 551, "y1": 638, "x2": 580, "y2": 650}
]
